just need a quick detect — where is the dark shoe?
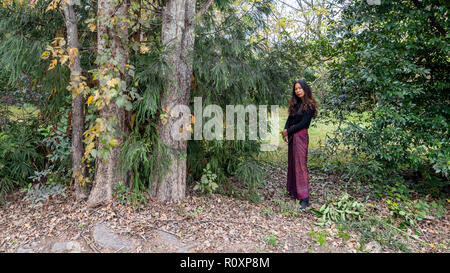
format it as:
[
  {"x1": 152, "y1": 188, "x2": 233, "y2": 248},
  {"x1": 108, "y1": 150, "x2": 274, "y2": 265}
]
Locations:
[{"x1": 299, "y1": 197, "x2": 310, "y2": 212}]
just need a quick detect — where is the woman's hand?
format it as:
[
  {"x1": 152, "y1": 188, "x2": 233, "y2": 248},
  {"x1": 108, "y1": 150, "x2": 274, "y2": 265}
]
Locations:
[{"x1": 280, "y1": 129, "x2": 288, "y2": 143}]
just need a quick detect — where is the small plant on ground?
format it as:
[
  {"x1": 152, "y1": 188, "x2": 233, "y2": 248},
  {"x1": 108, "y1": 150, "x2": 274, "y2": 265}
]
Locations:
[
  {"x1": 189, "y1": 206, "x2": 203, "y2": 218},
  {"x1": 21, "y1": 183, "x2": 67, "y2": 207},
  {"x1": 336, "y1": 224, "x2": 350, "y2": 240},
  {"x1": 261, "y1": 207, "x2": 274, "y2": 219},
  {"x1": 265, "y1": 233, "x2": 279, "y2": 247},
  {"x1": 114, "y1": 181, "x2": 148, "y2": 209},
  {"x1": 308, "y1": 229, "x2": 328, "y2": 246},
  {"x1": 272, "y1": 198, "x2": 301, "y2": 217},
  {"x1": 382, "y1": 183, "x2": 448, "y2": 229},
  {"x1": 386, "y1": 199, "x2": 416, "y2": 228},
  {"x1": 194, "y1": 163, "x2": 218, "y2": 194}
]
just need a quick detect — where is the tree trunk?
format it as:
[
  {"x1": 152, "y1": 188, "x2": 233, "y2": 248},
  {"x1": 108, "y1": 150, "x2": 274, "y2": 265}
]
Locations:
[
  {"x1": 87, "y1": 0, "x2": 129, "y2": 206},
  {"x1": 151, "y1": 0, "x2": 197, "y2": 202},
  {"x1": 62, "y1": 1, "x2": 89, "y2": 200}
]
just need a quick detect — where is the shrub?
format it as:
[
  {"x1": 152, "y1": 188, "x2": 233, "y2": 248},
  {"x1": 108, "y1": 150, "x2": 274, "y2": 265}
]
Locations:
[
  {"x1": 113, "y1": 181, "x2": 148, "y2": 210},
  {"x1": 324, "y1": 0, "x2": 449, "y2": 186},
  {"x1": 194, "y1": 163, "x2": 218, "y2": 194},
  {"x1": 21, "y1": 183, "x2": 67, "y2": 207},
  {"x1": 0, "y1": 119, "x2": 44, "y2": 202}
]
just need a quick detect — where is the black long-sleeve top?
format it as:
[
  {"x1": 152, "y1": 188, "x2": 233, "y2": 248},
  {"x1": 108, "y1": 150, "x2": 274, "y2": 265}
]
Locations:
[{"x1": 284, "y1": 107, "x2": 315, "y2": 136}]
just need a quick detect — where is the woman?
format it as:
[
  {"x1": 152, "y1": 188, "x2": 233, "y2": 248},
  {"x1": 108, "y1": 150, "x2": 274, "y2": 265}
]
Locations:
[{"x1": 281, "y1": 80, "x2": 318, "y2": 211}]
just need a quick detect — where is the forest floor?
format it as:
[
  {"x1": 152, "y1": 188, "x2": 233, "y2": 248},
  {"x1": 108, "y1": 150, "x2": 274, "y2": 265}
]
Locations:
[{"x1": 0, "y1": 161, "x2": 448, "y2": 253}]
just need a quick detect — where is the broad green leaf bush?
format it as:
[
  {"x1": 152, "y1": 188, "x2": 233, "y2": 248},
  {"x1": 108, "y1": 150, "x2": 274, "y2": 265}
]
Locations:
[{"x1": 323, "y1": 0, "x2": 449, "y2": 189}]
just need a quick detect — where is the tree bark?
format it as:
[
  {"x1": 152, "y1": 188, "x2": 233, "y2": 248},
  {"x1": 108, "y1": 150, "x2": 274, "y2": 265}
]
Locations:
[
  {"x1": 87, "y1": 0, "x2": 129, "y2": 206},
  {"x1": 151, "y1": 0, "x2": 197, "y2": 202},
  {"x1": 62, "y1": 0, "x2": 89, "y2": 200}
]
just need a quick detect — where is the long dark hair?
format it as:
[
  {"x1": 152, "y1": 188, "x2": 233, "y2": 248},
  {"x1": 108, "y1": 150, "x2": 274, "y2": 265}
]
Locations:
[{"x1": 288, "y1": 80, "x2": 318, "y2": 117}]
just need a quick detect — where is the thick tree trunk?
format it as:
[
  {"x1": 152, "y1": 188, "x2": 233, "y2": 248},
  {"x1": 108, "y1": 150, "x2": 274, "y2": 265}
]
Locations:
[
  {"x1": 63, "y1": 1, "x2": 89, "y2": 200},
  {"x1": 150, "y1": 0, "x2": 197, "y2": 202},
  {"x1": 87, "y1": 0, "x2": 129, "y2": 206}
]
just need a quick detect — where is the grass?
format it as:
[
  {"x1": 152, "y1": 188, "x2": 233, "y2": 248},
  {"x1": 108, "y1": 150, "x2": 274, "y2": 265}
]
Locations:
[
  {"x1": 344, "y1": 216, "x2": 411, "y2": 253},
  {"x1": 258, "y1": 106, "x2": 378, "y2": 174},
  {"x1": 1, "y1": 104, "x2": 39, "y2": 121},
  {"x1": 276, "y1": 106, "x2": 339, "y2": 150},
  {"x1": 257, "y1": 106, "x2": 340, "y2": 166}
]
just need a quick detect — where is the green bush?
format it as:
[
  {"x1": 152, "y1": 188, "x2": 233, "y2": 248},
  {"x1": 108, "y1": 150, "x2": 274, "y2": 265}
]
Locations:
[
  {"x1": 29, "y1": 106, "x2": 72, "y2": 186},
  {"x1": 21, "y1": 182, "x2": 67, "y2": 207},
  {"x1": 324, "y1": 0, "x2": 449, "y2": 187},
  {"x1": 187, "y1": 138, "x2": 264, "y2": 202},
  {"x1": 194, "y1": 163, "x2": 218, "y2": 194},
  {"x1": 113, "y1": 181, "x2": 148, "y2": 210},
  {"x1": 0, "y1": 119, "x2": 45, "y2": 201}
]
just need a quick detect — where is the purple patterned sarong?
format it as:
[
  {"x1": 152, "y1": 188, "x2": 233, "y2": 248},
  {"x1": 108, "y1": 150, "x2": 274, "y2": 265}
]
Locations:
[{"x1": 286, "y1": 127, "x2": 309, "y2": 200}]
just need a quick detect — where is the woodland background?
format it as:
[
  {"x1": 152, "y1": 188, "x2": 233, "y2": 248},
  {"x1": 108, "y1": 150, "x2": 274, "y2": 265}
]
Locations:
[{"x1": 0, "y1": 0, "x2": 448, "y2": 253}]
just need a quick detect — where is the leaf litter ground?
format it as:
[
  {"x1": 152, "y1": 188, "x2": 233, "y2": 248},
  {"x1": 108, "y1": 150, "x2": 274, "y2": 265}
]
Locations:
[{"x1": 0, "y1": 164, "x2": 448, "y2": 253}]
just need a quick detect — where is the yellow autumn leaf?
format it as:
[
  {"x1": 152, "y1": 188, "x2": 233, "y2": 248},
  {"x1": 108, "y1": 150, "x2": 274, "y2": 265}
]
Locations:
[
  {"x1": 68, "y1": 47, "x2": 79, "y2": 57},
  {"x1": 106, "y1": 78, "x2": 119, "y2": 88},
  {"x1": 130, "y1": 113, "x2": 136, "y2": 129},
  {"x1": 140, "y1": 45, "x2": 150, "y2": 54},
  {"x1": 109, "y1": 138, "x2": 119, "y2": 147},
  {"x1": 60, "y1": 55, "x2": 69, "y2": 65},
  {"x1": 67, "y1": 47, "x2": 78, "y2": 66},
  {"x1": 46, "y1": 3, "x2": 55, "y2": 12},
  {"x1": 83, "y1": 141, "x2": 95, "y2": 160},
  {"x1": 48, "y1": 59, "x2": 57, "y2": 70},
  {"x1": 41, "y1": 51, "x2": 50, "y2": 60},
  {"x1": 51, "y1": 37, "x2": 63, "y2": 47},
  {"x1": 88, "y1": 22, "x2": 96, "y2": 32},
  {"x1": 87, "y1": 96, "x2": 94, "y2": 105}
]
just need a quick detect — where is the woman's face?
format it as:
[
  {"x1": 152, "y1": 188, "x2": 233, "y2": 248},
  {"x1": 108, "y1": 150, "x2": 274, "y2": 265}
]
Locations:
[{"x1": 294, "y1": 83, "x2": 304, "y2": 99}]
